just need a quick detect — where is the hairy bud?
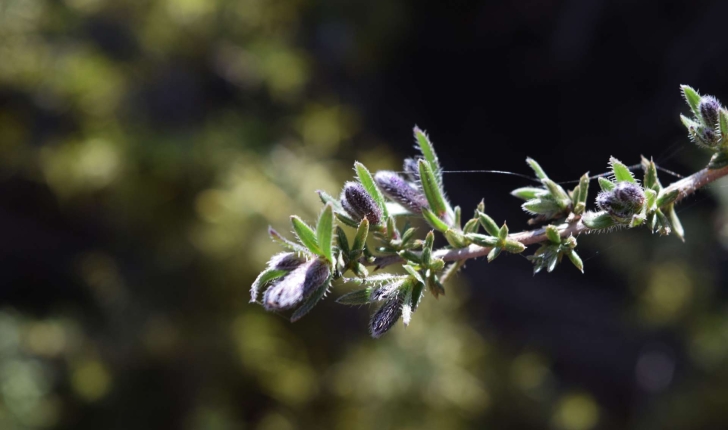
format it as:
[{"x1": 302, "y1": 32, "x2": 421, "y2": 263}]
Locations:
[
  {"x1": 341, "y1": 182, "x2": 382, "y2": 225},
  {"x1": 596, "y1": 182, "x2": 645, "y2": 223},
  {"x1": 264, "y1": 258, "x2": 331, "y2": 311},
  {"x1": 370, "y1": 290, "x2": 405, "y2": 338},
  {"x1": 695, "y1": 125, "x2": 720, "y2": 148},
  {"x1": 268, "y1": 252, "x2": 307, "y2": 270},
  {"x1": 699, "y1": 96, "x2": 721, "y2": 127},
  {"x1": 374, "y1": 171, "x2": 428, "y2": 213}
]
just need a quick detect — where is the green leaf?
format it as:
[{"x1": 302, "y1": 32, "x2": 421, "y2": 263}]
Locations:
[
  {"x1": 668, "y1": 204, "x2": 685, "y2": 242},
  {"x1": 421, "y1": 208, "x2": 450, "y2": 232},
  {"x1": 291, "y1": 215, "x2": 322, "y2": 256},
  {"x1": 418, "y1": 159, "x2": 449, "y2": 219},
  {"x1": 656, "y1": 189, "x2": 679, "y2": 208},
  {"x1": 414, "y1": 126, "x2": 442, "y2": 186},
  {"x1": 610, "y1": 157, "x2": 636, "y2": 183},
  {"x1": 526, "y1": 157, "x2": 548, "y2": 180},
  {"x1": 487, "y1": 247, "x2": 502, "y2": 262},
  {"x1": 542, "y1": 178, "x2": 570, "y2": 208},
  {"x1": 644, "y1": 188, "x2": 657, "y2": 209},
  {"x1": 336, "y1": 288, "x2": 372, "y2": 305},
  {"x1": 463, "y1": 218, "x2": 480, "y2": 234},
  {"x1": 642, "y1": 157, "x2": 659, "y2": 190},
  {"x1": 504, "y1": 240, "x2": 526, "y2": 254},
  {"x1": 498, "y1": 223, "x2": 509, "y2": 241},
  {"x1": 465, "y1": 233, "x2": 499, "y2": 247},
  {"x1": 598, "y1": 177, "x2": 615, "y2": 192},
  {"x1": 522, "y1": 197, "x2": 563, "y2": 215},
  {"x1": 354, "y1": 162, "x2": 389, "y2": 218},
  {"x1": 681, "y1": 84, "x2": 702, "y2": 117},
  {"x1": 401, "y1": 227, "x2": 417, "y2": 245},
  {"x1": 578, "y1": 173, "x2": 590, "y2": 205},
  {"x1": 680, "y1": 114, "x2": 700, "y2": 134},
  {"x1": 545, "y1": 225, "x2": 561, "y2": 244},
  {"x1": 334, "y1": 212, "x2": 359, "y2": 228},
  {"x1": 583, "y1": 211, "x2": 616, "y2": 229},
  {"x1": 567, "y1": 251, "x2": 584, "y2": 273},
  {"x1": 454, "y1": 206, "x2": 462, "y2": 230},
  {"x1": 655, "y1": 208, "x2": 672, "y2": 235},
  {"x1": 317, "y1": 204, "x2": 334, "y2": 262},
  {"x1": 352, "y1": 218, "x2": 369, "y2": 254},
  {"x1": 424, "y1": 230, "x2": 435, "y2": 251},
  {"x1": 317, "y1": 190, "x2": 343, "y2": 212},
  {"x1": 398, "y1": 249, "x2": 421, "y2": 264},
  {"x1": 421, "y1": 247, "x2": 432, "y2": 267},
  {"x1": 250, "y1": 268, "x2": 288, "y2": 302},
  {"x1": 268, "y1": 226, "x2": 309, "y2": 253},
  {"x1": 511, "y1": 187, "x2": 548, "y2": 201},
  {"x1": 444, "y1": 229, "x2": 467, "y2": 248},
  {"x1": 477, "y1": 212, "x2": 501, "y2": 237},
  {"x1": 708, "y1": 151, "x2": 728, "y2": 169},
  {"x1": 410, "y1": 281, "x2": 425, "y2": 311},
  {"x1": 335, "y1": 226, "x2": 349, "y2": 254},
  {"x1": 291, "y1": 277, "x2": 331, "y2": 322},
  {"x1": 720, "y1": 110, "x2": 728, "y2": 146},
  {"x1": 403, "y1": 265, "x2": 425, "y2": 284}
]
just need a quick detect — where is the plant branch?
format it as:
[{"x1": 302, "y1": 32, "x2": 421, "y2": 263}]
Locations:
[{"x1": 369, "y1": 164, "x2": 728, "y2": 268}]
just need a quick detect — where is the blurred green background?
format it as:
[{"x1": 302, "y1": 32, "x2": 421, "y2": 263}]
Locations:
[{"x1": 2, "y1": 0, "x2": 728, "y2": 429}]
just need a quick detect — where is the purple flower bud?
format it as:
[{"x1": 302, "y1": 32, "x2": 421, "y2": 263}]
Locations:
[
  {"x1": 264, "y1": 258, "x2": 331, "y2": 311},
  {"x1": 374, "y1": 171, "x2": 428, "y2": 213},
  {"x1": 341, "y1": 182, "x2": 382, "y2": 225},
  {"x1": 267, "y1": 252, "x2": 306, "y2": 270},
  {"x1": 699, "y1": 96, "x2": 721, "y2": 127},
  {"x1": 370, "y1": 278, "x2": 407, "y2": 302},
  {"x1": 369, "y1": 290, "x2": 404, "y2": 338},
  {"x1": 695, "y1": 125, "x2": 720, "y2": 148},
  {"x1": 596, "y1": 182, "x2": 645, "y2": 223}
]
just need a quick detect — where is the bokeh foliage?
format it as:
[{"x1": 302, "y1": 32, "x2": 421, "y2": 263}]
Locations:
[{"x1": 2, "y1": 0, "x2": 728, "y2": 429}]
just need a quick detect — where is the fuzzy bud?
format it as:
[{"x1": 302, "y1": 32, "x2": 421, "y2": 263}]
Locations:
[
  {"x1": 695, "y1": 125, "x2": 720, "y2": 148},
  {"x1": 267, "y1": 252, "x2": 306, "y2": 270},
  {"x1": 699, "y1": 96, "x2": 721, "y2": 127},
  {"x1": 596, "y1": 182, "x2": 645, "y2": 223},
  {"x1": 369, "y1": 290, "x2": 404, "y2": 338},
  {"x1": 341, "y1": 182, "x2": 382, "y2": 225},
  {"x1": 374, "y1": 171, "x2": 428, "y2": 213},
  {"x1": 264, "y1": 258, "x2": 330, "y2": 311}
]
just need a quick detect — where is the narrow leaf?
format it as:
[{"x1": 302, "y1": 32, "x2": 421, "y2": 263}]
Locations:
[
  {"x1": 465, "y1": 233, "x2": 499, "y2": 247},
  {"x1": 463, "y1": 218, "x2": 480, "y2": 234},
  {"x1": 668, "y1": 205, "x2": 685, "y2": 242},
  {"x1": 418, "y1": 159, "x2": 449, "y2": 218},
  {"x1": 354, "y1": 162, "x2": 389, "y2": 218},
  {"x1": 545, "y1": 225, "x2": 561, "y2": 244},
  {"x1": 567, "y1": 251, "x2": 584, "y2": 273},
  {"x1": 317, "y1": 204, "x2": 334, "y2": 262},
  {"x1": 335, "y1": 226, "x2": 349, "y2": 254},
  {"x1": 291, "y1": 216, "x2": 322, "y2": 255},
  {"x1": 411, "y1": 281, "x2": 425, "y2": 311},
  {"x1": 720, "y1": 109, "x2": 728, "y2": 145},
  {"x1": 487, "y1": 247, "x2": 502, "y2": 262},
  {"x1": 414, "y1": 126, "x2": 442, "y2": 186},
  {"x1": 522, "y1": 197, "x2": 563, "y2": 215},
  {"x1": 578, "y1": 173, "x2": 590, "y2": 205},
  {"x1": 498, "y1": 223, "x2": 509, "y2": 241},
  {"x1": 477, "y1": 212, "x2": 500, "y2": 237},
  {"x1": 402, "y1": 265, "x2": 425, "y2": 284},
  {"x1": 681, "y1": 84, "x2": 701, "y2": 117},
  {"x1": 268, "y1": 226, "x2": 309, "y2": 253},
  {"x1": 511, "y1": 187, "x2": 548, "y2": 201},
  {"x1": 583, "y1": 211, "x2": 616, "y2": 229},
  {"x1": 352, "y1": 218, "x2": 369, "y2": 254},
  {"x1": 421, "y1": 207, "x2": 450, "y2": 232},
  {"x1": 444, "y1": 229, "x2": 467, "y2": 248},
  {"x1": 598, "y1": 177, "x2": 616, "y2": 192},
  {"x1": 642, "y1": 157, "x2": 659, "y2": 191},
  {"x1": 250, "y1": 269, "x2": 288, "y2": 302},
  {"x1": 336, "y1": 288, "x2": 372, "y2": 305},
  {"x1": 610, "y1": 157, "x2": 636, "y2": 183},
  {"x1": 542, "y1": 178, "x2": 571, "y2": 207},
  {"x1": 504, "y1": 240, "x2": 526, "y2": 254},
  {"x1": 526, "y1": 157, "x2": 548, "y2": 180}
]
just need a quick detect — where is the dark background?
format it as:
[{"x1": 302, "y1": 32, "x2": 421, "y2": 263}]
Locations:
[{"x1": 1, "y1": 0, "x2": 728, "y2": 429}]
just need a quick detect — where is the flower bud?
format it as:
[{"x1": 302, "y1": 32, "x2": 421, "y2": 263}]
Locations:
[
  {"x1": 264, "y1": 258, "x2": 331, "y2": 311},
  {"x1": 267, "y1": 252, "x2": 306, "y2": 270},
  {"x1": 341, "y1": 182, "x2": 382, "y2": 225},
  {"x1": 699, "y1": 96, "x2": 721, "y2": 127},
  {"x1": 374, "y1": 171, "x2": 428, "y2": 213},
  {"x1": 596, "y1": 182, "x2": 645, "y2": 223},
  {"x1": 370, "y1": 290, "x2": 404, "y2": 338},
  {"x1": 695, "y1": 125, "x2": 720, "y2": 148}
]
